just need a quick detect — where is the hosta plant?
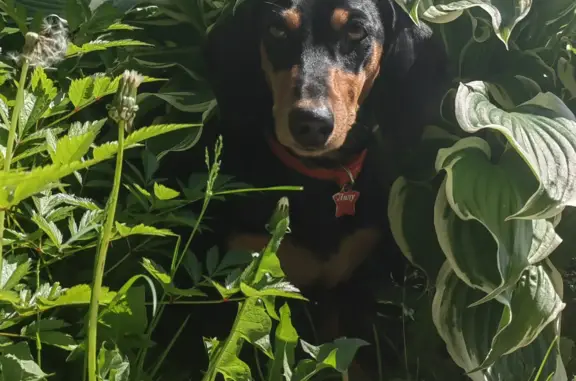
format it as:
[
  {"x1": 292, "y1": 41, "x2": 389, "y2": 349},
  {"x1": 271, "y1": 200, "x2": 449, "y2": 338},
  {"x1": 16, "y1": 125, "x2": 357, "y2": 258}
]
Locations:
[{"x1": 389, "y1": 0, "x2": 576, "y2": 379}]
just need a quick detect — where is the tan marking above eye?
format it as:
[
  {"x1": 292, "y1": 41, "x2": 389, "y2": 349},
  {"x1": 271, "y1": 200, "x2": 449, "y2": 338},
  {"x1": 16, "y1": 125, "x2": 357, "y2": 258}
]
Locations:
[
  {"x1": 331, "y1": 8, "x2": 350, "y2": 31},
  {"x1": 283, "y1": 8, "x2": 301, "y2": 30}
]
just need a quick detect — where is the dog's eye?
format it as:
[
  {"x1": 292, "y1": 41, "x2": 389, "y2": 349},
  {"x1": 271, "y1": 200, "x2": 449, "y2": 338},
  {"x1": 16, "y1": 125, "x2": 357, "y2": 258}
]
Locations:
[
  {"x1": 269, "y1": 26, "x2": 287, "y2": 39},
  {"x1": 347, "y1": 23, "x2": 367, "y2": 41}
]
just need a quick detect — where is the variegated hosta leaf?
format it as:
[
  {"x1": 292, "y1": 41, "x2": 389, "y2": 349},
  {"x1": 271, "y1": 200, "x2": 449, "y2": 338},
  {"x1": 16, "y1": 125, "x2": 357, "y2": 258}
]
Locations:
[
  {"x1": 388, "y1": 176, "x2": 445, "y2": 284},
  {"x1": 436, "y1": 138, "x2": 562, "y2": 300},
  {"x1": 435, "y1": 137, "x2": 562, "y2": 303},
  {"x1": 417, "y1": 0, "x2": 532, "y2": 46},
  {"x1": 455, "y1": 81, "x2": 576, "y2": 219},
  {"x1": 432, "y1": 262, "x2": 566, "y2": 379}
]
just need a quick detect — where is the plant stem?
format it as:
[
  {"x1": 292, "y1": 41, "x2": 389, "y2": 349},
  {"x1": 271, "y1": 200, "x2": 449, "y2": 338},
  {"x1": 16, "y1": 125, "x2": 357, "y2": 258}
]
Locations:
[
  {"x1": 86, "y1": 120, "x2": 126, "y2": 381},
  {"x1": 0, "y1": 59, "x2": 30, "y2": 273}
]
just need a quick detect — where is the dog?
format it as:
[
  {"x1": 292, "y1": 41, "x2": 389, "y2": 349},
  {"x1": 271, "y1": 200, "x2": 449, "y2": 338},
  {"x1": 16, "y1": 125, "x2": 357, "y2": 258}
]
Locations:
[{"x1": 171, "y1": 0, "x2": 448, "y2": 377}]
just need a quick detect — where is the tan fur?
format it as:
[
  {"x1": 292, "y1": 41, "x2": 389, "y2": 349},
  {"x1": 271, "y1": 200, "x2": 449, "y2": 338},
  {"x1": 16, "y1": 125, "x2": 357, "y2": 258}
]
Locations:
[{"x1": 227, "y1": 228, "x2": 381, "y2": 289}]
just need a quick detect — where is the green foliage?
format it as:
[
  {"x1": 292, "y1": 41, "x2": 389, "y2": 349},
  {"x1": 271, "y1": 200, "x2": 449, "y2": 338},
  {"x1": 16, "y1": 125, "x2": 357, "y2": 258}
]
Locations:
[
  {"x1": 0, "y1": 0, "x2": 574, "y2": 381},
  {"x1": 388, "y1": 0, "x2": 576, "y2": 379}
]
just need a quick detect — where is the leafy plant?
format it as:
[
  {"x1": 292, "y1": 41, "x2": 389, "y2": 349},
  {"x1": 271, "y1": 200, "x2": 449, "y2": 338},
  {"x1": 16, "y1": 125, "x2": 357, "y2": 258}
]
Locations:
[
  {"x1": 1, "y1": 0, "x2": 576, "y2": 381},
  {"x1": 389, "y1": 0, "x2": 576, "y2": 379}
]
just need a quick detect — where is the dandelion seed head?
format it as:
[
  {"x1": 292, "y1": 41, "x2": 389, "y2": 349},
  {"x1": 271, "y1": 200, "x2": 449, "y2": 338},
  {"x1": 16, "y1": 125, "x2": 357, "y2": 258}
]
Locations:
[{"x1": 15, "y1": 14, "x2": 70, "y2": 68}]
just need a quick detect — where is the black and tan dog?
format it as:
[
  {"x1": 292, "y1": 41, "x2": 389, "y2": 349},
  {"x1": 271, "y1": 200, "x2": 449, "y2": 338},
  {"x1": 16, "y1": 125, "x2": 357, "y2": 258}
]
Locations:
[{"x1": 185, "y1": 0, "x2": 448, "y2": 377}]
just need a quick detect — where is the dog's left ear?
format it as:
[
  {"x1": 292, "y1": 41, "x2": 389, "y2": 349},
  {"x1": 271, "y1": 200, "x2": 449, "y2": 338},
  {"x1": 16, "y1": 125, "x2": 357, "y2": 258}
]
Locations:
[
  {"x1": 203, "y1": 3, "x2": 271, "y2": 129},
  {"x1": 371, "y1": 0, "x2": 449, "y2": 149}
]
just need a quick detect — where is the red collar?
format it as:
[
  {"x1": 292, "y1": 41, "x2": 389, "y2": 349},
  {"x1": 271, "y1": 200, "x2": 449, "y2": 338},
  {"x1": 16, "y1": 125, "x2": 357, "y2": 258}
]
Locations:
[{"x1": 267, "y1": 137, "x2": 367, "y2": 187}]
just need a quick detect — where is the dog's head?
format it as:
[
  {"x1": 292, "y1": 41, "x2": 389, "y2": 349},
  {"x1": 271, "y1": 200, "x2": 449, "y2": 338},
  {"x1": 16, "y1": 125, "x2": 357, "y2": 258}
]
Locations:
[
  {"x1": 205, "y1": 0, "x2": 447, "y2": 158},
  {"x1": 258, "y1": 0, "x2": 385, "y2": 157}
]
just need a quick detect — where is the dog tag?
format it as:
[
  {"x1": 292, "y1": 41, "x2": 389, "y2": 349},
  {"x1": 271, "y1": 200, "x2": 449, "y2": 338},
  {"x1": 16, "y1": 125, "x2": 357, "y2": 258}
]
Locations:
[{"x1": 333, "y1": 189, "x2": 360, "y2": 217}]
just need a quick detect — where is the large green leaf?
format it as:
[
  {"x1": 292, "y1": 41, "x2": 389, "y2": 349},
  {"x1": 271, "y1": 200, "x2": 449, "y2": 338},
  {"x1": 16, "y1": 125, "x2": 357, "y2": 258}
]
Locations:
[
  {"x1": 454, "y1": 81, "x2": 576, "y2": 219},
  {"x1": 0, "y1": 342, "x2": 48, "y2": 381},
  {"x1": 435, "y1": 137, "x2": 561, "y2": 302},
  {"x1": 202, "y1": 297, "x2": 272, "y2": 381},
  {"x1": 432, "y1": 261, "x2": 567, "y2": 380},
  {"x1": 416, "y1": 0, "x2": 532, "y2": 46},
  {"x1": 267, "y1": 303, "x2": 298, "y2": 381},
  {"x1": 388, "y1": 176, "x2": 445, "y2": 284},
  {"x1": 47, "y1": 120, "x2": 105, "y2": 165},
  {"x1": 0, "y1": 124, "x2": 199, "y2": 208}
]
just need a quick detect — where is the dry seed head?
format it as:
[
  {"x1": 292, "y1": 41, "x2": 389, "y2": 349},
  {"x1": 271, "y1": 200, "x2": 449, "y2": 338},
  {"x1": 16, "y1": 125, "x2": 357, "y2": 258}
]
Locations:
[
  {"x1": 108, "y1": 70, "x2": 145, "y2": 132},
  {"x1": 16, "y1": 14, "x2": 69, "y2": 68}
]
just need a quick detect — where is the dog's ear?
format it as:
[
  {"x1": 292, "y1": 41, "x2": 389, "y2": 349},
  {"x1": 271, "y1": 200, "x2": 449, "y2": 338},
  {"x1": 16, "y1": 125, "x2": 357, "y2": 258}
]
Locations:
[
  {"x1": 372, "y1": 0, "x2": 449, "y2": 149},
  {"x1": 203, "y1": 3, "x2": 271, "y2": 127}
]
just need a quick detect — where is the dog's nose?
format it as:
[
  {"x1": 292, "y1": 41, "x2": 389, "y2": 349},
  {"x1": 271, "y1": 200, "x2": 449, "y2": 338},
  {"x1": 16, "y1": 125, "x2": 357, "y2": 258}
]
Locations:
[{"x1": 288, "y1": 106, "x2": 334, "y2": 148}]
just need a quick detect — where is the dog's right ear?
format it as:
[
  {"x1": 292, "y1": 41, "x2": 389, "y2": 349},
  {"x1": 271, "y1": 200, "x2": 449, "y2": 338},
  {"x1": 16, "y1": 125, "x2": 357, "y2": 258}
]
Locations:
[{"x1": 203, "y1": 3, "x2": 271, "y2": 127}]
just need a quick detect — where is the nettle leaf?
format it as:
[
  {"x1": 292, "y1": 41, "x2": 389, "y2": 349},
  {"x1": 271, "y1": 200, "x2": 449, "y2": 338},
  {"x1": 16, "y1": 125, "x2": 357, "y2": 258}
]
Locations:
[
  {"x1": 66, "y1": 39, "x2": 152, "y2": 57},
  {"x1": 31, "y1": 212, "x2": 63, "y2": 249},
  {"x1": 114, "y1": 222, "x2": 176, "y2": 238},
  {"x1": 37, "y1": 284, "x2": 116, "y2": 309},
  {"x1": 388, "y1": 177, "x2": 445, "y2": 283},
  {"x1": 19, "y1": 68, "x2": 57, "y2": 136},
  {"x1": 137, "y1": 91, "x2": 214, "y2": 113},
  {"x1": 435, "y1": 138, "x2": 562, "y2": 303},
  {"x1": 68, "y1": 74, "x2": 162, "y2": 110},
  {"x1": 97, "y1": 342, "x2": 130, "y2": 381},
  {"x1": 0, "y1": 254, "x2": 31, "y2": 290},
  {"x1": 93, "y1": 124, "x2": 201, "y2": 161},
  {"x1": 153, "y1": 182, "x2": 180, "y2": 200},
  {"x1": 455, "y1": 81, "x2": 576, "y2": 219},
  {"x1": 417, "y1": 0, "x2": 532, "y2": 46},
  {"x1": 432, "y1": 262, "x2": 567, "y2": 380},
  {"x1": 21, "y1": 319, "x2": 77, "y2": 351},
  {"x1": 0, "y1": 342, "x2": 47, "y2": 381},
  {"x1": 1, "y1": 124, "x2": 197, "y2": 208},
  {"x1": 48, "y1": 120, "x2": 104, "y2": 165}
]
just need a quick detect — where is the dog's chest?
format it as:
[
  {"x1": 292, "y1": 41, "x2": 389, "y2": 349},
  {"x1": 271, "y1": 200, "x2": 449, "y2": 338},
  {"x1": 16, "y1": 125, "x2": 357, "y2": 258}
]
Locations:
[{"x1": 223, "y1": 146, "x2": 389, "y2": 288}]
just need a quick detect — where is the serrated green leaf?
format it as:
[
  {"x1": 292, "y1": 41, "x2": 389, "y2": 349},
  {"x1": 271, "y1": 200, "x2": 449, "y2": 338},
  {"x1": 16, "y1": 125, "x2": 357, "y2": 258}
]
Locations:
[
  {"x1": 93, "y1": 123, "x2": 201, "y2": 161},
  {"x1": 142, "y1": 258, "x2": 205, "y2": 297},
  {"x1": 21, "y1": 320, "x2": 77, "y2": 351},
  {"x1": 153, "y1": 182, "x2": 180, "y2": 200},
  {"x1": 0, "y1": 124, "x2": 197, "y2": 208},
  {"x1": 0, "y1": 254, "x2": 31, "y2": 290},
  {"x1": 37, "y1": 284, "x2": 116, "y2": 308},
  {"x1": 66, "y1": 39, "x2": 152, "y2": 57},
  {"x1": 97, "y1": 342, "x2": 130, "y2": 381},
  {"x1": 114, "y1": 222, "x2": 176, "y2": 238},
  {"x1": 31, "y1": 211, "x2": 63, "y2": 248},
  {"x1": 0, "y1": 354, "x2": 47, "y2": 381},
  {"x1": 48, "y1": 120, "x2": 104, "y2": 165}
]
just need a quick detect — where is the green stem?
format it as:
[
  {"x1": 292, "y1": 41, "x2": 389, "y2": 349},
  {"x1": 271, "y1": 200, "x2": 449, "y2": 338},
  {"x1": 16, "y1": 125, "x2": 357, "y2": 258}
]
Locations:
[
  {"x1": 86, "y1": 120, "x2": 126, "y2": 381},
  {"x1": 0, "y1": 59, "x2": 30, "y2": 274}
]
